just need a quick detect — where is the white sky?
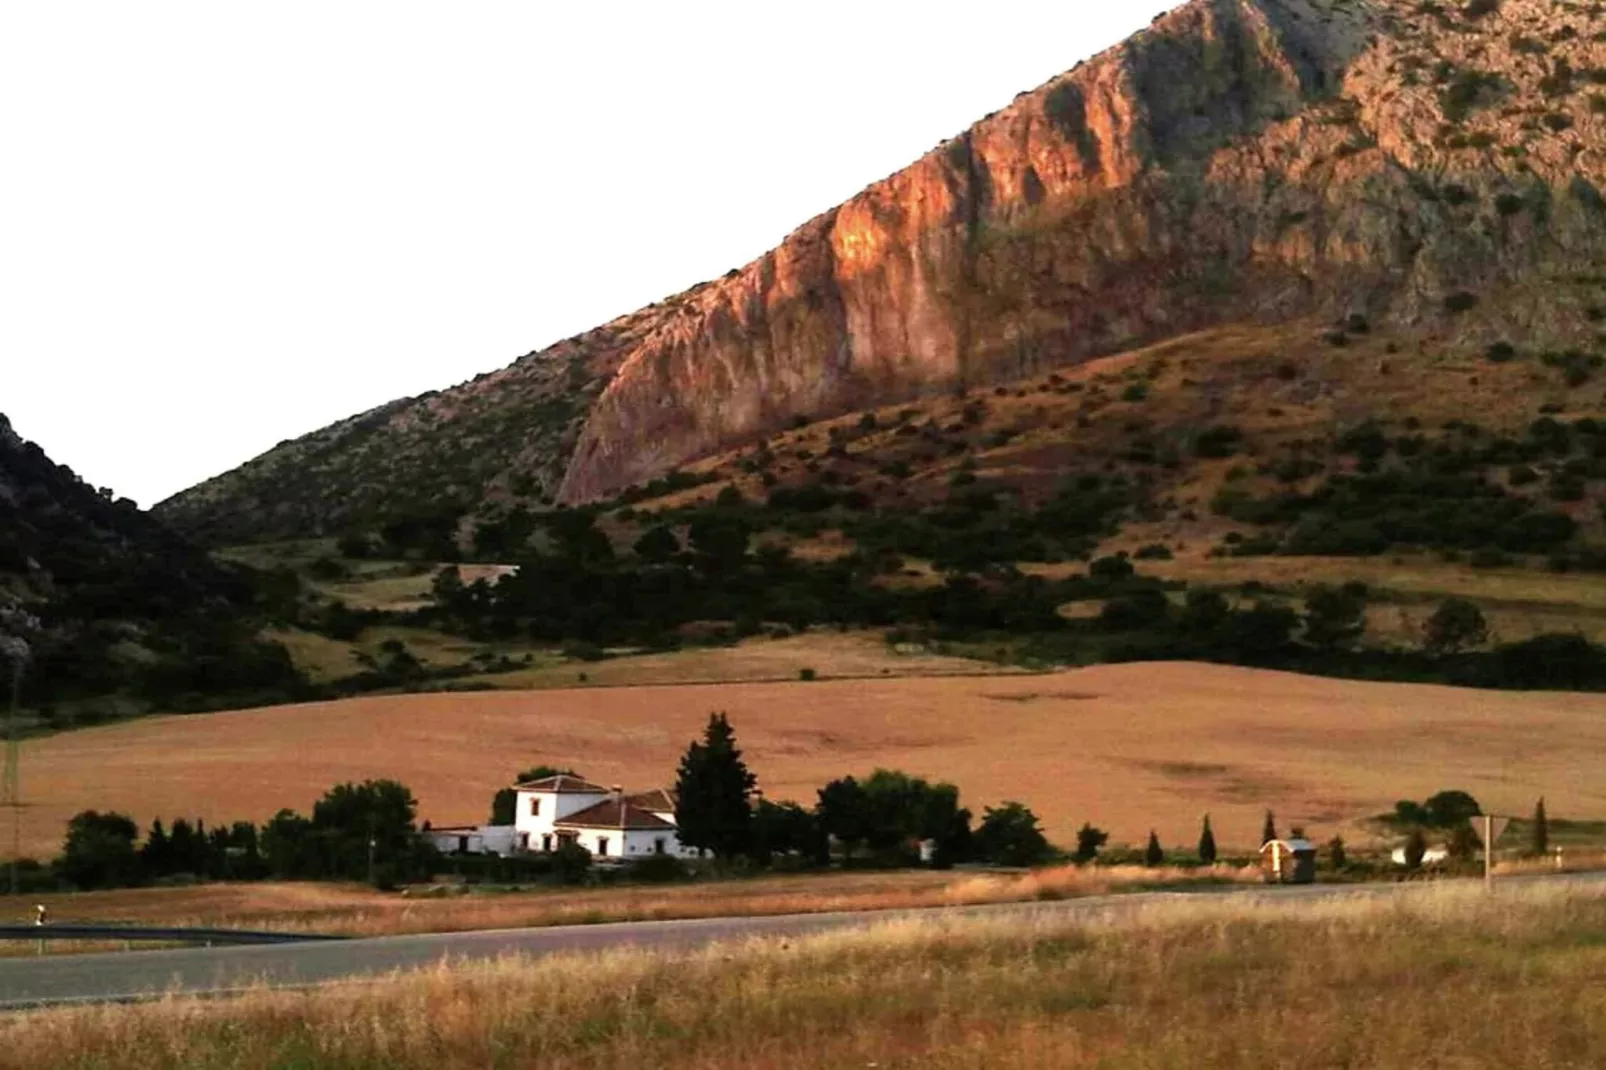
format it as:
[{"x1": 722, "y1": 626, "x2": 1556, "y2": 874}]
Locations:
[{"x1": 2, "y1": 3, "x2": 1169, "y2": 508}]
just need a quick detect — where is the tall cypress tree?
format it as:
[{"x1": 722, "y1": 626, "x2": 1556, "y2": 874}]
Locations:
[
  {"x1": 1144, "y1": 830, "x2": 1164, "y2": 867},
  {"x1": 1531, "y1": 797, "x2": 1549, "y2": 856},
  {"x1": 1198, "y1": 814, "x2": 1217, "y2": 864},
  {"x1": 674, "y1": 712, "x2": 757, "y2": 859},
  {"x1": 1262, "y1": 809, "x2": 1278, "y2": 845}
]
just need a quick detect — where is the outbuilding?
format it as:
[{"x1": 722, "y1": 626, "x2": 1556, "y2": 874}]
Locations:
[{"x1": 1260, "y1": 837, "x2": 1317, "y2": 884}]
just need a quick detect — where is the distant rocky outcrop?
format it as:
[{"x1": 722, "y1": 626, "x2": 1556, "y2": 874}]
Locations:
[{"x1": 158, "y1": 0, "x2": 1606, "y2": 540}]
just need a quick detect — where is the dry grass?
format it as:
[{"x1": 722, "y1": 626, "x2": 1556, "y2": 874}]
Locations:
[
  {"x1": 1, "y1": 865, "x2": 1258, "y2": 941},
  {"x1": 462, "y1": 629, "x2": 1013, "y2": 690},
  {"x1": 6, "y1": 881, "x2": 1605, "y2": 1069},
  {"x1": 15, "y1": 662, "x2": 1606, "y2": 862}
]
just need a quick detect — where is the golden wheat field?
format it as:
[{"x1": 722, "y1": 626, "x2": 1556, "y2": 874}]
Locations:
[{"x1": 14, "y1": 661, "x2": 1606, "y2": 861}]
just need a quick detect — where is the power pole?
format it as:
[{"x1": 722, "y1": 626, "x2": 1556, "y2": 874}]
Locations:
[{"x1": 1483, "y1": 813, "x2": 1493, "y2": 893}]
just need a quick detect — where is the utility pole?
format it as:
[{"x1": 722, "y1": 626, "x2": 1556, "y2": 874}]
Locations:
[{"x1": 1483, "y1": 813, "x2": 1494, "y2": 893}]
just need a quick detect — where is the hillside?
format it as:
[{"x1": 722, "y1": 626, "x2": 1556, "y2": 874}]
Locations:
[
  {"x1": 158, "y1": 0, "x2": 1606, "y2": 543},
  {"x1": 0, "y1": 415, "x2": 304, "y2": 724}
]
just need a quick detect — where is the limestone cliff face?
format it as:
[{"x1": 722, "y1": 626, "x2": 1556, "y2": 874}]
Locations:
[{"x1": 160, "y1": 0, "x2": 1606, "y2": 536}]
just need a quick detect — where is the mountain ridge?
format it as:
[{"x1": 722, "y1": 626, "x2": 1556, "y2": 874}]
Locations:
[{"x1": 158, "y1": 0, "x2": 1606, "y2": 541}]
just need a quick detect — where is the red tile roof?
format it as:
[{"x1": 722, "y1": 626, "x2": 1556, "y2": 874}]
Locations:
[
  {"x1": 511, "y1": 774, "x2": 609, "y2": 794},
  {"x1": 624, "y1": 788, "x2": 676, "y2": 812},
  {"x1": 555, "y1": 799, "x2": 677, "y2": 831}
]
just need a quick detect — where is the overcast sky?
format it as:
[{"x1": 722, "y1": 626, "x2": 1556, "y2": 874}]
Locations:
[{"x1": 3, "y1": 3, "x2": 1168, "y2": 508}]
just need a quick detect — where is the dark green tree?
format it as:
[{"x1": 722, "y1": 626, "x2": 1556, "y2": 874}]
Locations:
[
  {"x1": 973, "y1": 802, "x2": 1050, "y2": 867},
  {"x1": 674, "y1": 713, "x2": 757, "y2": 859},
  {"x1": 750, "y1": 799, "x2": 824, "y2": 866},
  {"x1": 1328, "y1": 835, "x2": 1347, "y2": 870},
  {"x1": 140, "y1": 819, "x2": 173, "y2": 876},
  {"x1": 311, "y1": 779, "x2": 424, "y2": 886},
  {"x1": 261, "y1": 808, "x2": 317, "y2": 878},
  {"x1": 59, "y1": 810, "x2": 141, "y2": 889},
  {"x1": 1531, "y1": 796, "x2": 1549, "y2": 856},
  {"x1": 858, "y1": 769, "x2": 971, "y2": 860},
  {"x1": 687, "y1": 516, "x2": 751, "y2": 572},
  {"x1": 1262, "y1": 809, "x2": 1278, "y2": 845},
  {"x1": 1198, "y1": 814, "x2": 1218, "y2": 864},
  {"x1": 1423, "y1": 790, "x2": 1481, "y2": 828},
  {"x1": 816, "y1": 776, "x2": 872, "y2": 858},
  {"x1": 1303, "y1": 583, "x2": 1367, "y2": 651},
  {"x1": 632, "y1": 524, "x2": 681, "y2": 564},
  {"x1": 1424, "y1": 597, "x2": 1489, "y2": 655},
  {"x1": 490, "y1": 765, "x2": 580, "y2": 825},
  {"x1": 1073, "y1": 822, "x2": 1109, "y2": 863},
  {"x1": 1180, "y1": 589, "x2": 1231, "y2": 634},
  {"x1": 1144, "y1": 830, "x2": 1165, "y2": 867}
]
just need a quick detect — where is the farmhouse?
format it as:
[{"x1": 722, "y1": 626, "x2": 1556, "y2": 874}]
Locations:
[
  {"x1": 508, "y1": 774, "x2": 698, "y2": 860},
  {"x1": 423, "y1": 823, "x2": 519, "y2": 858}
]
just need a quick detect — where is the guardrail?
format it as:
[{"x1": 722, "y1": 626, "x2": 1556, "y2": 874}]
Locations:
[{"x1": 0, "y1": 924, "x2": 345, "y2": 946}]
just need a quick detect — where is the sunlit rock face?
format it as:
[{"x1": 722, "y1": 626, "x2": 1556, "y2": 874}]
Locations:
[{"x1": 161, "y1": 0, "x2": 1606, "y2": 533}]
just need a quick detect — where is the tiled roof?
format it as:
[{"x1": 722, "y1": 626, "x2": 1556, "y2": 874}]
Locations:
[
  {"x1": 555, "y1": 799, "x2": 677, "y2": 831},
  {"x1": 511, "y1": 774, "x2": 610, "y2": 794},
  {"x1": 625, "y1": 788, "x2": 676, "y2": 812}
]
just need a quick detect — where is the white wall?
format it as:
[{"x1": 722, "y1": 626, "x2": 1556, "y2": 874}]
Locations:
[
  {"x1": 565, "y1": 827, "x2": 695, "y2": 859},
  {"x1": 512, "y1": 788, "x2": 607, "y2": 847}
]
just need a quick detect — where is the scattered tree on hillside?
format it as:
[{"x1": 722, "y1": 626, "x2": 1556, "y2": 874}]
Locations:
[
  {"x1": 1262, "y1": 810, "x2": 1278, "y2": 845},
  {"x1": 632, "y1": 524, "x2": 681, "y2": 565},
  {"x1": 1144, "y1": 830, "x2": 1165, "y2": 867},
  {"x1": 1425, "y1": 598, "x2": 1489, "y2": 655},
  {"x1": 1074, "y1": 822, "x2": 1109, "y2": 863},
  {"x1": 1302, "y1": 583, "x2": 1368, "y2": 651},
  {"x1": 1532, "y1": 797, "x2": 1549, "y2": 856},
  {"x1": 974, "y1": 802, "x2": 1050, "y2": 867},
  {"x1": 1327, "y1": 835, "x2": 1347, "y2": 870},
  {"x1": 490, "y1": 765, "x2": 580, "y2": 825},
  {"x1": 674, "y1": 713, "x2": 757, "y2": 859},
  {"x1": 1198, "y1": 814, "x2": 1218, "y2": 864}
]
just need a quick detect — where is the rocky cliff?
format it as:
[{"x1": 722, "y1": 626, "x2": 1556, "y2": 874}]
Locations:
[{"x1": 159, "y1": 0, "x2": 1606, "y2": 540}]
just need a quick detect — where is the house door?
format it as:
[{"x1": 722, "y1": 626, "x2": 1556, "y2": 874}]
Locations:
[
  {"x1": 597, "y1": 836, "x2": 611, "y2": 857},
  {"x1": 541, "y1": 834, "x2": 552, "y2": 853}
]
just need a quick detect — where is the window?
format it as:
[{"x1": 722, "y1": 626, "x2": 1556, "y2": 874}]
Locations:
[{"x1": 528, "y1": 797, "x2": 541, "y2": 817}]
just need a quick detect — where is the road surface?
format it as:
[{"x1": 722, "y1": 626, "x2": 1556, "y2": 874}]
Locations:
[{"x1": 1, "y1": 874, "x2": 1600, "y2": 1010}]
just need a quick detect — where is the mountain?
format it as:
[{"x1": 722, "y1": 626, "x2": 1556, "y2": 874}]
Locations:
[
  {"x1": 159, "y1": 0, "x2": 1606, "y2": 543},
  {"x1": 0, "y1": 415, "x2": 304, "y2": 723}
]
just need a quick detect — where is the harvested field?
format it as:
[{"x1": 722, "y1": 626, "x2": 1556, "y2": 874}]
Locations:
[{"x1": 13, "y1": 663, "x2": 1606, "y2": 861}]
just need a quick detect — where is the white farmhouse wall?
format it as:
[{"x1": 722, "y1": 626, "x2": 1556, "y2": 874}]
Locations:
[
  {"x1": 513, "y1": 788, "x2": 607, "y2": 848},
  {"x1": 565, "y1": 827, "x2": 697, "y2": 859}
]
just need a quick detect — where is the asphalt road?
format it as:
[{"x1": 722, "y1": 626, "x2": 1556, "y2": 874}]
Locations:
[{"x1": 2, "y1": 874, "x2": 1601, "y2": 1010}]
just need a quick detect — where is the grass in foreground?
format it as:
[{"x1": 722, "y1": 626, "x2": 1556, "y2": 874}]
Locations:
[
  {"x1": 5, "y1": 882, "x2": 1605, "y2": 1069},
  {"x1": 5, "y1": 864, "x2": 1259, "y2": 944}
]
